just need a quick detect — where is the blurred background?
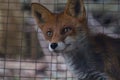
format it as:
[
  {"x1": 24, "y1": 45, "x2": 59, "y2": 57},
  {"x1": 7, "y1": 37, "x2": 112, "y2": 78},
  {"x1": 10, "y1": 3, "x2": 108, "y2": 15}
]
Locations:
[{"x1": 0, "y1": 0, "x2": 119, "y2": 80}]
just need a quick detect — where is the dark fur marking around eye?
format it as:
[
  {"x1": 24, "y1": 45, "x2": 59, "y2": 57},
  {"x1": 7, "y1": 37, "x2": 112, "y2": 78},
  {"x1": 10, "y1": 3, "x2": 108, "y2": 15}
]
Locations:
[
  {"x1": 46, "y1": 30, "x2": 53, "y2": 37},
  {"x1": 61, "y1": 27, "x2": 72, "y2": 35}
]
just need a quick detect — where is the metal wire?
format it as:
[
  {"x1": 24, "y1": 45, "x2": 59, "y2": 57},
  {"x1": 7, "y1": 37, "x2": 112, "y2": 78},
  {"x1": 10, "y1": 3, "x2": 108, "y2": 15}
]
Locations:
[{"x1": 0, "y1": 0, "x2": 119, "y2": 80}]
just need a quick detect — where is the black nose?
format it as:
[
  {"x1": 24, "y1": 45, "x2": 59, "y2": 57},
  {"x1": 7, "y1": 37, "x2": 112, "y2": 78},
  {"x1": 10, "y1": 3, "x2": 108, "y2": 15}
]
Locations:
[{"x1": 50, "y1": 43, "x2": 58, "y2": 49}]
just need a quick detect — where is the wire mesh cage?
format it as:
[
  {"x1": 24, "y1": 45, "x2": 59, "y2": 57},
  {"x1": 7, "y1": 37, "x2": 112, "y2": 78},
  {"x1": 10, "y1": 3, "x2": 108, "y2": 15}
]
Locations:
[{"x1": 0, "y1": 0, "x2": 120, "y2": 80}]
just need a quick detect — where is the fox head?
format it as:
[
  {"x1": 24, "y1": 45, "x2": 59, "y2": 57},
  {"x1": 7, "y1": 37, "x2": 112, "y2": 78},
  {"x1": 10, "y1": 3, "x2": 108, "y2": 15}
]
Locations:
[{"x1": 31, "y1": 0, "x2": 88, "y2": 52}]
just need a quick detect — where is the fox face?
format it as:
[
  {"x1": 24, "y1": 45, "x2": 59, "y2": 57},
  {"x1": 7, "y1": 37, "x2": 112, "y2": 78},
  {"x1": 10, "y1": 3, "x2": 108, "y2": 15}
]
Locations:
[
  {"x1": 31, "y1": 0, "x2": 87, "y2": 52},
  {"x1": 40, "y1": 14, "x2": 78, "y2": 52}
]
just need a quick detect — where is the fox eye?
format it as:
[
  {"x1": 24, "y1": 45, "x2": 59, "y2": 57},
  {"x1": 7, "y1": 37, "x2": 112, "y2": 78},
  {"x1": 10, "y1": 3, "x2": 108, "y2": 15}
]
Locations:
[
  {"x1": 47, "y1": 31, "x2": 53, "y2": 37},
  {"x1": 61, "y1": 27, "x2": 72, "y2": 34}
]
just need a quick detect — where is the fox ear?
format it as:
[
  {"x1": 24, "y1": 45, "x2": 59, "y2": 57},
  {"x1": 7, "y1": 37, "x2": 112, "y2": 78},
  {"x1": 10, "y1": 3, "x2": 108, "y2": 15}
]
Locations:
[
  {"x1": 64, "y1": 0, "x2": 86, "y2": 19},
  {"x1": 31, "y1": 3, "x2": 52, "y2": 25}
]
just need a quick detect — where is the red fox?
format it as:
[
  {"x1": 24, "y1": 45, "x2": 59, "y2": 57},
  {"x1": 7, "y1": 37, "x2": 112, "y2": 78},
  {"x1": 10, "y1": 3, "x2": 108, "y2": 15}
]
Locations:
[{"x1": 31, "y1": 0, "x2": 120, "y2": 80}]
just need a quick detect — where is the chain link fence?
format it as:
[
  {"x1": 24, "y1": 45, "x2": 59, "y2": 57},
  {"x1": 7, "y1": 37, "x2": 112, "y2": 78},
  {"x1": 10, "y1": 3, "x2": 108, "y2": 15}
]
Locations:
[{"x1": 0, "y1": 0, "x2": 119, "y2": 80}]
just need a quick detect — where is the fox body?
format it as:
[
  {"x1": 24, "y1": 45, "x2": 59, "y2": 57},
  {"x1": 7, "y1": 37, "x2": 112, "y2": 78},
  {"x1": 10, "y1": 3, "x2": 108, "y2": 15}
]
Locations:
[{"x1": 31, "y1": 0, "x2": 120, "y2": 80}]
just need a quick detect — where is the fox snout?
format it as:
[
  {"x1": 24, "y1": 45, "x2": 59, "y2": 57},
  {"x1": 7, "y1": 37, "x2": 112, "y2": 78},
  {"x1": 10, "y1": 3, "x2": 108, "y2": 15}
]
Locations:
[
  {"x1": 49, "y1": 42, "x2": 66, "y2": 52},
  {"x1": 50, "y1": 43, "x2": 58, "y2": 49},
  {"x1": 48, "y1": 36, "x2": 76, "y2": 52}
]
